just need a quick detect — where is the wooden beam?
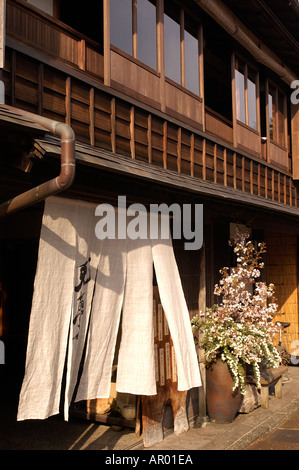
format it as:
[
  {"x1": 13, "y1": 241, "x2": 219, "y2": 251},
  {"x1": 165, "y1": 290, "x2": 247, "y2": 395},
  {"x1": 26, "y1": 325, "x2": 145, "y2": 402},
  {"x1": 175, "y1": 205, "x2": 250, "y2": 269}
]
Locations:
[{"x1": 103, "y1": 0, "x2": 111, "y2": 86}]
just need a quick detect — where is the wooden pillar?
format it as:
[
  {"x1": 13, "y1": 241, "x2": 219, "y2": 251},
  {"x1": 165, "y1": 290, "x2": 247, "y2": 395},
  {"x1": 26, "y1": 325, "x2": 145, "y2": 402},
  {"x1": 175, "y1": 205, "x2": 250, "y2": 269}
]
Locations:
[
  {"x1": 199, "y1": 23, "x2": 205, "y2": 132},
  {"x1": 103, "y1": 0, "x2": 111, "y2": 86},
  {"x1": 157, "y1": 0, "x2": 165, "y2": 112},
  {"x1": 197, "y1": 240, "x2": 207, "y2": 422}
]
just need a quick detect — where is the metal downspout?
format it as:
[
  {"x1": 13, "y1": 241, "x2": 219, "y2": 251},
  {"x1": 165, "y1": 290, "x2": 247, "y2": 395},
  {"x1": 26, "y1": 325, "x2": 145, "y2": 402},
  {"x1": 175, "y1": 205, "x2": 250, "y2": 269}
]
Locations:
[{"x1": 0, "y1": 105, "x2": 76, "y2": 217}]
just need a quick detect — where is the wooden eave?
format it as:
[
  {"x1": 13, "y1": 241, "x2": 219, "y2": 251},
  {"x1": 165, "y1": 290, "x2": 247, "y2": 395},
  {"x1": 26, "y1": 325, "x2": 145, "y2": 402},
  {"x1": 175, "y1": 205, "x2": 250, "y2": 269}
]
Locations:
[
  {"x1": 221, "y1": 0, "x2": 299, "y2": 76},
  {"x1": 0, "y1": 106, "x2": 48, "y2": 135},
  {"x1": 34, "y1": 135, "x2": 299, "y2": 219}
]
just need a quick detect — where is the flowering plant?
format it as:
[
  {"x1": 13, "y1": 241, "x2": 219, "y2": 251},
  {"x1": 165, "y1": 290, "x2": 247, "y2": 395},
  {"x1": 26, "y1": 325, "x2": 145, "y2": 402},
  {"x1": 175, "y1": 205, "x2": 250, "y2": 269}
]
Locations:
[{"x1": 191, "y1": 230, "x2": 281, "y2": 394}]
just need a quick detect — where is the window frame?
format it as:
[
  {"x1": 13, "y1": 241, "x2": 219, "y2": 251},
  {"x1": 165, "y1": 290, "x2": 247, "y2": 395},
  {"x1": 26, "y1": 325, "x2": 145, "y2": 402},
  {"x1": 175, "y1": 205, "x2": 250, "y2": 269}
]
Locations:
[
  {"x1": 163, "y1": 2, "x2": 201, "y2": 97},
  {"x1": 110, "y1": 0, "x2": 158, "y2": 72},
  {"x1": 234, "y1": 55, "x2": 259, "y2": 132},
  {"x1": 266, "y1": 79, "x2": 287, "y2": 149}
]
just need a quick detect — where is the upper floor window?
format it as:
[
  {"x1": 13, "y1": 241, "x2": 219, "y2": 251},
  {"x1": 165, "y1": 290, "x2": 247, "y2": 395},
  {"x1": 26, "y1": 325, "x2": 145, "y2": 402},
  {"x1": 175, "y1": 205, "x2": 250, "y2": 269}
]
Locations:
[
  {"x1": 110, "y1": 0, "x2": 200, "y2": 95},
  {"x1": 164, "y1": 3, "x2": 200, "y2": 95},
  {"x1": 110, "y1": 0, "x2": 157, "y2": 70},
  {"x1": 235, "y1": 57, "x2": 258, "y2": 130},
  {"x1": 137, "y1": 0, "x2": 157, "y2": 70},
  {"x1": 268, "y1": 83, "x2": 286, "y2": 147}
]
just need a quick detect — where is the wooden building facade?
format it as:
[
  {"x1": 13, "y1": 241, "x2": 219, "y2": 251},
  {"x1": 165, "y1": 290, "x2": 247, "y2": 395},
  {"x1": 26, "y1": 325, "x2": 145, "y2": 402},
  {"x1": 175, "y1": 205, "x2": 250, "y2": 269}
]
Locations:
[{"x1": 0, "y1": 0, "x2": 299, "y2": 445}]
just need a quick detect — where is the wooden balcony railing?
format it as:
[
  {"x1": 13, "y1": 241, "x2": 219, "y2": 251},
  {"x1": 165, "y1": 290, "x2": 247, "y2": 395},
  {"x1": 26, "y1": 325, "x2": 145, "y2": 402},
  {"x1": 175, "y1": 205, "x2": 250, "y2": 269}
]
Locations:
[
  {"x1": 205, "y1": 106, "x2": 233, "y2": 144},
  {"x1": 6, "y1": 0, "x2": 104, "y2": 80}
]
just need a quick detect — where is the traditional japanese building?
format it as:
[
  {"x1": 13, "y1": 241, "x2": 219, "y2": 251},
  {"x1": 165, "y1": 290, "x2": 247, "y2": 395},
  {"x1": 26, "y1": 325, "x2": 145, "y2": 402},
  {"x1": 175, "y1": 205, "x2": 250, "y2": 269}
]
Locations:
[{"x1": 0, "y1": 0, "x2": 299, "y2": 448}]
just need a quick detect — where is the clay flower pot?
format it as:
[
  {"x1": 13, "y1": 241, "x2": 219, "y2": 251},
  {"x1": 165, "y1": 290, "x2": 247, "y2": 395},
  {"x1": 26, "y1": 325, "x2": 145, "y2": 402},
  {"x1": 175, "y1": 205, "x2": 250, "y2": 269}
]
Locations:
[{"x1": 206, "y1": 359, "x2": 243, "y2": 423}]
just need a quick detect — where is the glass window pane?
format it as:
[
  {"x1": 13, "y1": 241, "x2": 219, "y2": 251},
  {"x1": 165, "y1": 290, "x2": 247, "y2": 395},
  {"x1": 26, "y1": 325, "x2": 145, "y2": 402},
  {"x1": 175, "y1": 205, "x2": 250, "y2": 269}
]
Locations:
[
  {"x1": 164, "y1": 13, "x2": 181, "y2": 84},
  {"x1": 248, "y1": 77, "x2": 257, "y2": 130},
  {"x1": 235, "y1": 69, "x2": 246, "y2": 123},
  {"x1": 110, "y1": 0, "x2": 132, "y2": 56},
  {"x1": 137, "y1": 0, "x2": 157, "y2": 69},
  {"x1": 184, "y1": 29, "x2": 199, "y2": 95}
]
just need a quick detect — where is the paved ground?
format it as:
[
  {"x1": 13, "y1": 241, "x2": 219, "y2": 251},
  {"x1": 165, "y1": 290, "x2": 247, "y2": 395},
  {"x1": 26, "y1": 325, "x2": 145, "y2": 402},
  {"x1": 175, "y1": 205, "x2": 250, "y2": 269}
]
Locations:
[
  {"x1": 1, "y1": 365, "x2": 299, "y2": 451},
  {"x1": 245, "y1": 404, "x2": 299, "y2": 450}
]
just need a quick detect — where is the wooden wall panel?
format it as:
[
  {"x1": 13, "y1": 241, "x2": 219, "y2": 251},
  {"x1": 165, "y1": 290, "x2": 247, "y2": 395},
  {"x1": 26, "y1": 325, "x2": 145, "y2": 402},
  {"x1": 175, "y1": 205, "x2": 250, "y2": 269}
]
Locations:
[
  {"x1": 265, "y1": 232, "x2": 299, "y2": 351},
  {"x1": 111, "y1": 49, "x2": 161, "y2": 108},
  {"x1": 269, "y1": 141, "x2": 288, "y2": 170},
  {"x1": 236, "y1": 122, "x2": 261, "y2": 156},
  {"x1": 165, "y1": 81, "x2": 203, "y2": 129},
  {"x1": 205, "y1": 109, "x2": 233, "y2": 144}
]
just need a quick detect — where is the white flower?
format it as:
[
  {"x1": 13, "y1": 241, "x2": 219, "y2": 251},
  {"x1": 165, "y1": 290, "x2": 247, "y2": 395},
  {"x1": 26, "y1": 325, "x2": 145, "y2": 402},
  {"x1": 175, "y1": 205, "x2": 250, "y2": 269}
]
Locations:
[{"x1": 192, "y1": 229, "x2": 280, "y2": 395}]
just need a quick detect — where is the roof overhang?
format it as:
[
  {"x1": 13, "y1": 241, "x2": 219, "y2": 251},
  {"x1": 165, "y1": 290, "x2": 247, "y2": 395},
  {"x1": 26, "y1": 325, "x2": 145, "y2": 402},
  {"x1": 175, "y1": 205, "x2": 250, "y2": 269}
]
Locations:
[
  {"x1": 194, "y1": 0, "x2": 299, "y2": 84},
  {"x1": 35, "y1": 135, "x2": 299, "y2": 220}
]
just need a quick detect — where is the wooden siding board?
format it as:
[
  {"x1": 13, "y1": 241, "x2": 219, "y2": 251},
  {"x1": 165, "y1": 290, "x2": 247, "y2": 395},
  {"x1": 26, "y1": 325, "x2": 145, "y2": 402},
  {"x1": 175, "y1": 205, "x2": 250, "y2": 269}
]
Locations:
[{"x1": 2, "y1": 43, "x2": 299, "y2": 215}]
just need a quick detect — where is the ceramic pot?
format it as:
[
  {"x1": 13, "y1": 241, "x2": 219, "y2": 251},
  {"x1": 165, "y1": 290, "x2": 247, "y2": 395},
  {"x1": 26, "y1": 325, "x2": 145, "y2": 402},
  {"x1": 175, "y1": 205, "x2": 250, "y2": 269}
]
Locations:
[{"x1": 206, "y1": 359, "x2": 243, "y2": 423}]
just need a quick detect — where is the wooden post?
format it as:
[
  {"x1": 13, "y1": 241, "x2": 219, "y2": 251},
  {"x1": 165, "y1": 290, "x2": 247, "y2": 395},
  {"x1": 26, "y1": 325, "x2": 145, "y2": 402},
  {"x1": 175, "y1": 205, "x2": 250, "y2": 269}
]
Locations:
[
  {"x1": 163, "y1": 121, "x2": 167, "y2": 169},
  {"x1": 78, "y1": 40, "x2": 86, "y2": 71},
  {"x1": 89, "y1": 87, "x2": 95, "y2": 146},
  {"x1": 38, "y1": 63, "x2": 43, "y2": 116},
  {"x1": 231, "y1": 53, "x2": 237, "y2": 148},
  {"x1": 265, "y1": 80, "x2": 270, "y2": 163},
  {"x1": 190, "y1": 133, "x2": 194, "y2": 177},
  {"x1": 111, "y1": 97, "x2": 116, "y2": 153},
  {"x1": 132, "y1": 0, "x2": 137, "y2": 59},
  {"x1": 147, "y1": 114, "x2": 152, "y2": 163},
  {"x1": 197, "y1": 240, "x2": 207, "y2": 422},
  {"x1": 177, "y1": 127, "x2": 182, "y2": 173},
  {"x1": 199, "y1": 23, "x2": 205, "y2": 132},
  {"x1": 65, "y1": 76, "x2": 71, "y2": 126},
  {"x1": 103, "y1": 0, "x2": 111, "y2": 86},
  {"x1": 157, "y1": 0, "x2": 165, "y2": 112},
  {"x1": 180, "y1": 8, "x2": 185, "y2": 89},
  {"x1": 130, "y1": 106, "x2": 135, "y2": 159},
  {"x1": 202, "y1": 139, "x2": 206, "y2": 180}
]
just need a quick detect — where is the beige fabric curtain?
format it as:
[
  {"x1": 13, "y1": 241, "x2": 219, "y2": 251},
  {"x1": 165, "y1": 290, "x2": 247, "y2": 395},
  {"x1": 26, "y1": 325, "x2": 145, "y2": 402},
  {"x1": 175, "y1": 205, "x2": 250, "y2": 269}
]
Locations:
[{"x1": 17, "y1": 197, "x2": 201, "y2": 421}]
